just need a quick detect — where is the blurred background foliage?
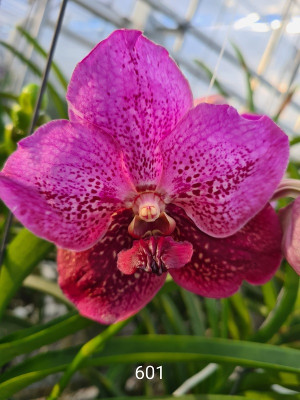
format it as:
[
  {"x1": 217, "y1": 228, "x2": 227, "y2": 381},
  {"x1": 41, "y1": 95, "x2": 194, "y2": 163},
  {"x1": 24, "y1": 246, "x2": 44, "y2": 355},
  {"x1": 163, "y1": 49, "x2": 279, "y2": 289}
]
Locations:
[{"x1": 0, "y1": 0, "x2": 299, "y2": 399}]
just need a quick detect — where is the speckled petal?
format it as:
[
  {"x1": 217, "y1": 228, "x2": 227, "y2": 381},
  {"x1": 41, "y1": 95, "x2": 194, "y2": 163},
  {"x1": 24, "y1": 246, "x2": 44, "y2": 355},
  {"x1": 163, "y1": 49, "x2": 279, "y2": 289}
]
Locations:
[
  {"x1": 158, "y1": 104, "x2": 289, "y2": 237},
  {"x1": 0, "y1": 120, "x2": 135, "y2": 250},
  {"x1": 58, "y1": 209, "x2": 166, "y2": 324},
  {"x1": 279, "y1": 198, "x2": 300, "y2": 275},
  {"x1": 168, "y1": 204, "x2": 282, "y2": 297},
  {"x1": 67, "y1": 29, "x2": 193, "y2": 188}
]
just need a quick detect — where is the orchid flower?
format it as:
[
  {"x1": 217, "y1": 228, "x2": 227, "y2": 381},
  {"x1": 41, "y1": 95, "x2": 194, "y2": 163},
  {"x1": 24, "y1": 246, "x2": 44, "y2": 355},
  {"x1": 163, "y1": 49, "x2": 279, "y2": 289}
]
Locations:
[
  {"x1": 0, "y1": 30, "x2": 289, "y2": 324},
  {"x1": 273, "y1": 179, "x2": 300, "y2": 275}
]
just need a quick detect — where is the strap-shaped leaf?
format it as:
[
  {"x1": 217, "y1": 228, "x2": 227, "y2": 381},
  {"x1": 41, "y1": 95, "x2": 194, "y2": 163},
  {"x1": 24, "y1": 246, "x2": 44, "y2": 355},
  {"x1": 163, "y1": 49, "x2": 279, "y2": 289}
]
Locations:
[
  {"x1": 1, "y1": 335, "x2": 299, "y2": 398},
  {"x1": 0, "y1": 311, "x2": 92, "y2": 366},
  {"x1": 0, "y1": 228, "x2": 53, "y2": 320}
]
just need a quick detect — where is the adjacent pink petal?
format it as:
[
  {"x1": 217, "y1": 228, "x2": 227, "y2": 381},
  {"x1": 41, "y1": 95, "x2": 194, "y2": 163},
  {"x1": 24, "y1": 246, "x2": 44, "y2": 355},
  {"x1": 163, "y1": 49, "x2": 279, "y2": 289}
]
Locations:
[
  {"x1": 168, "y1": 204, "x2": 282, "y2": 297},
  {"x1": 117, "y1": 236, "x2": 193, "y2": 275},
  {"x1": 279, "y1": 198, "x2": 300, "y2": 274},
  {"x1": 58, "y1": 209, "x2": 166, "y2": 324},
  {"x1": 67, "y1": 29, "x2": 193, "y2": 188},
  {"x1": 158, "y1": 104, "x2": 289, "y2": 237},
  {"x1": 0, "y1": 120, "x2": 135, "y2": 250}
]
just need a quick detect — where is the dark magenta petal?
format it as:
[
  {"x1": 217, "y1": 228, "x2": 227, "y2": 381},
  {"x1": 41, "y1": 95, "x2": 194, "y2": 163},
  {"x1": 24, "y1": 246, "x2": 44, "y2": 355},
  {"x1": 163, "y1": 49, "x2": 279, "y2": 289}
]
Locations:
[
  {"x1": 0, "y1": 120, "x2": 135, "y2": 250},
  {"x1": 117, "y1": 236, "x2": 193, "y2": 275},
  {"x1": 168, "y1": 204, "x2": 282, "y2": 297},
  {"x1": 58, "y1": 209, "x2": 166, "y2": 324},
  {"x1": 67, "y1": 29, "x2": 193, "y2": 188},
  {"x1": 279, "y1": 198, "x2": 300, "y2": 275},
  {"x1": 158, "y1": 104, "x2": 289, "y2": 238}
]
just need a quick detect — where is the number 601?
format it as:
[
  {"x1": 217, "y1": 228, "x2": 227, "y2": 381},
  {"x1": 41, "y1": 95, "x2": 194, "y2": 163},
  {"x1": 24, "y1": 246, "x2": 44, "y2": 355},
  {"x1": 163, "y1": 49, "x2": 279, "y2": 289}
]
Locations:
[{"x1": 135, "y1": 365, "x2": 162, "y2": 380}]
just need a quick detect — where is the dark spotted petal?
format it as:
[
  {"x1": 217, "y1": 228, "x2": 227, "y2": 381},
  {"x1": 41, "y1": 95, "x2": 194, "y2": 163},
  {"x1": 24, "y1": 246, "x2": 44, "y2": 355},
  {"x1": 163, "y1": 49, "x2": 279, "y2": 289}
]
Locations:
[
  {"x1": 67, "y1": 29, "x2": 193, "y2": 188},
  {"x1": 158, "y1": 104, "x2": 289, "y2": 238},
  {"x1": 168, "y1": 204, "x2": 282, "y2": 297},
  {"x1": 58, "y1": 209, "x2": 166, "y2": 324},
  {"x1": 0, "y1": 120, "x2": 135, "y2": 250}
]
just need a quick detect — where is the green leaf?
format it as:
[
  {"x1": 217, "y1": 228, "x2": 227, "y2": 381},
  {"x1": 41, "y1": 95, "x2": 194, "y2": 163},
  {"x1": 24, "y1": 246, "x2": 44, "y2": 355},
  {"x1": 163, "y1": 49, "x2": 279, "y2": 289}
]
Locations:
[
  {"x1": 0, "y1": 228, "x2": 53, "y2": 320},
  {"x1": 287, "y1": 162, "x2": 300, "y2": 179},
  {"x1": 0, "y1": 311, "x2": 92, "y2": 366},
  {"x1": 47, "y1": 319, "x2": 129, "y2": 400},
  {"x1": 220, "y1": 298, "x2": 229, "y2": 338},
  {"x1": 0, "y1": 92, "x2": 18, "y2": 101},
  {"x1": 99, "y1": 396, "x2": 258, "y2": 400},
  {"x1": 2, "y1": 335, "x2": 300, "y2": 398},
  {"x1": 91, "y1": 336, "x2": 300, "y2": 373},
  {"x1": 230, "y1": 42, "x2": 255, "y2": 113},
  {"x1": 229, "y1": 292, "x2": 252, "y2": 338},
  {"x1": 273, "y1": 85, "x2": 298, "y2": 123},
  {"x1": 0, "y1": 41, "x2": 67, "y2": 118},
  {"x1": 0, "y1": 313, "x2": 32, "y2": 338},
  {"x1": 204, "y1": 298, "x2": 219, "y2": 337},
  {"x1": 243, "y1": 391, "x2": 300, "y2": 400},
  {"x1": 16, "y1": 27, "x2": 68, "y2": 90},
  {"x1": 22, "y1": 274, "x2": 72, "y2": 306},
  {"x1": 160, "y1": 293, "x2": 188, "y2": 334},
  {"x1": 261, "y1": 280, "x2": 277, "y2": 312},
  {"x1": 194, "y1": 60, "x2": 229, "y2": 98},
  {"x1": 180, "y1": 288, "x2": 205, "y2": 335},
  {"x1": 290, "y1": 137, "x2": 300, "y2": 146},
  {"x1": 0, "y1": 368, "x2": 64, "y2": 400},
  {"x1": 238, "y1": 370, "x2": 300, "y2": 392},
  {"x1": 251, "y1": 265, "x2": 299, "y2": 342},
  {"x1": 139, "y1": 308, "x2": 156, "y2": 334},
  {"x1": 276, "y1": 323, "x2": 300, "y2": 345}
]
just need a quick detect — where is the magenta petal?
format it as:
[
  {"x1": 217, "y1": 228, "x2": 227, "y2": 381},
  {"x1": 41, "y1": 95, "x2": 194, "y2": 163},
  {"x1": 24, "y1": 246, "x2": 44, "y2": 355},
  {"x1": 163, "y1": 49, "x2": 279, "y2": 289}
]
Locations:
[
  {"x1": 168, "y1": 204, "x2": 282, "y2": 297},
  {"x1": 0, "y1": 120, "x2": 134, "y2": 250},
  {"x1": 279, "y1": 198, "x2": 300, "y2": 275},
  {"x1": 67, "y1": 29, "x2": 193, "y2": 188},
  {"x1": 58, "y1": 210, "x2": 166, "y2": 324},
  {"x1": 158, "y1": 104, "x2": 289, "y2": 237}
]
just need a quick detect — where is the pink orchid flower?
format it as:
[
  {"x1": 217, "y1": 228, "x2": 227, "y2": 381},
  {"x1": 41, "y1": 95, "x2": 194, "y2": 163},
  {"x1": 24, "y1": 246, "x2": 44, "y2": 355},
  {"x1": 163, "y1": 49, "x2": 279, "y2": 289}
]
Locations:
[
  {"x1": 0, "y1": 30, "x2": 289, "y2": 324},
  {"x1": 273, "y1": 179, "x2": 300, "y2": 275}
]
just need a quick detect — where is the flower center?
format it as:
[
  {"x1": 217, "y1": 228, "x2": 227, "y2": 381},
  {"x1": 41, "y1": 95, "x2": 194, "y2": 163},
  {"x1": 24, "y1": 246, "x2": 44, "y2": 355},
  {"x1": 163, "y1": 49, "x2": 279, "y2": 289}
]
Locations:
[
  {"x1": 129, "y1": 192, "x2": 176, "y2": 238},
  {"x1": 132, "y1": 192, "x2": 164, "y2": 222}
]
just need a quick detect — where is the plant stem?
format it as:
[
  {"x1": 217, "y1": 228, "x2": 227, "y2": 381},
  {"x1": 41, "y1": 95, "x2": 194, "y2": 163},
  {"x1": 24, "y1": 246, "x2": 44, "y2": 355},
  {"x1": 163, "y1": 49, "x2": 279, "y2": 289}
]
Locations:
[
  {"x1": 46, "y1": 318, "x2": 130, "y2": 400},
  {"x1": 251, "y1": 265, "x2": 299, "y2": 342}
]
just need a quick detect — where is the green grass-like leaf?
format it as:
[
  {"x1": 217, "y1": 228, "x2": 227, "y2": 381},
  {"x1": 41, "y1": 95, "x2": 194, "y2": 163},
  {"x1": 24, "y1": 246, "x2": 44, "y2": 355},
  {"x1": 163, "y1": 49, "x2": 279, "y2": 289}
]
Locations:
[
  {"x1": 0, "y1": 228, "x2": 53, "y2": 320},
  {"x1": 0, "y1": 41, "x2": 67, "y2": 118},
  {"x1": 194, "y1": 60, "x2": 229, "y2": 97},
  {"x1": 16, "y1": 26, "x2": 68, "y2": 90},
  {"x1": 0, "y1": 311, "x2": 92, "y2": 367},
  {"x1": 1, "y1": 335, "x2": 300, "y2": 398},
  {"x1": 230, "y1": 42, "x2": 255, "y2": 113}
]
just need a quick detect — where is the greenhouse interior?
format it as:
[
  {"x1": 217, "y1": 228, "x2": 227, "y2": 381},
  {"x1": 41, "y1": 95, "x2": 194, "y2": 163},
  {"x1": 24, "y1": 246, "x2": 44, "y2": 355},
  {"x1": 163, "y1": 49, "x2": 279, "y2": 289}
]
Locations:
[{"x1": 0, "y1": 0, "x2": 299, "y2": 399}]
